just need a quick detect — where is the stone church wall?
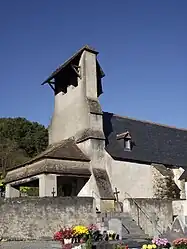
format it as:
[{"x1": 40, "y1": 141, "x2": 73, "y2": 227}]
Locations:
[
  {"x1": 152, "y1": 165, "x2": 181, "y2": 199},
  {"x1": 105, "y1": 153, "x2": 184, "y2": 202},
  {"x1": 172, "y1": 168, "x2": 185, "y2": 199},
  {"x1": 106, "y1": 154, "x2": 154, "y2": 200},
  {"x1": 0, "y1": 197, "x2": 96, "y2": 240}
]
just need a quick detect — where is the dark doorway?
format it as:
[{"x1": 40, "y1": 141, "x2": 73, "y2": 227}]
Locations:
[
  {"x1": 57, "y1": 176, "x2": 77, "y2": 196},
  {"x1": 57, "y1": 176, "x2": 89, "y2": 197}
]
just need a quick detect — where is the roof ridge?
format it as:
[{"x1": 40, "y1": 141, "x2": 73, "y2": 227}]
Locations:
[
  {"x1": 7, "y1": 138, "x2": 89, "y2": 171},
  {"x1": 45, "y1": 138, "x2": 74, "y2": 154},
  {"x1": 105, "y1": 112, "x2": 187, "y2": 132},
  {"x1": 42, "y1": 45, "x2": 99, "y2": 84}
]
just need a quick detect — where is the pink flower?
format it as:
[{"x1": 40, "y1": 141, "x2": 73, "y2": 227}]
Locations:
[
  {"x1": 173, "y1": 238, "x2": 187, "y2": 247},
  {"x1": 88, "y1": 224, "x2": 98, "y2": 231},
  {"x1": 80, "y1": 238, "x2": 84, "y2": 244},
  {"x1": 54, "y1": 231, "x2": 63, "y2": 241}
]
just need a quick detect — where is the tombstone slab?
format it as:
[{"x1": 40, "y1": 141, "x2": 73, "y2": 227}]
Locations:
[{"x1": 108, "y1": 218, "x2": 122, "y2": 240}]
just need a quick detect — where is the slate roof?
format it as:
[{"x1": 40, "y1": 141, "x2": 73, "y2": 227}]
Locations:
[
  {"x1": 103, "y1": 112, "x2": 187, "y2": 168},
  {"x1": 8, "y1": 138, "x2": 90, "y2": 171},
  {"x1": 93, "y1": 168, "x2": 115, "y2": 200},
  {"x1": 179, "y1": 170, "x2": 187, "y2": 180},
  {"x1": 152, "y1": 163, "x2": 173, "y2": 177},
  {"x1": 5, "y1": 159, "x2": 91, "y2": 184}
]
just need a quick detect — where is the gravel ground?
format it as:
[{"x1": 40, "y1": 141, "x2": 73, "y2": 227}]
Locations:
[
  {"x1": 0, "y1": 241, "x2": 61, "y2": 249},
  {"x1": 0, "y1": 240, "x2": 145, "y2": 249}
]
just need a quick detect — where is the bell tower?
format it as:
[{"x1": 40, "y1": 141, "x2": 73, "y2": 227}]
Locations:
[{"x1": 42, "y1": 45, "x2": 105, "y2": 145}]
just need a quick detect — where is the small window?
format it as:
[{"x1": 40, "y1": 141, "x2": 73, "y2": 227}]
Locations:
[{"x1": 116, "y1": 131, "x2": 133, "y2": 151}]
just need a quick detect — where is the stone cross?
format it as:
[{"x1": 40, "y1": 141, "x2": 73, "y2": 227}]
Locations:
[
  {"x1": 114, "y1": 187, "x2": 120, "y2": 202},
  {"x1": 51, "y1": 187, "x2": 55, "y2": 197}
]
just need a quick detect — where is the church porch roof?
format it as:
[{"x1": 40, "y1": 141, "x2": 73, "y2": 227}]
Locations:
[
  {"x1": 5, "y1": 159, "x2": 91, "y2": 184},
  {"x1": 8, "y1": 138, "x2": 90, "y2": 172}
]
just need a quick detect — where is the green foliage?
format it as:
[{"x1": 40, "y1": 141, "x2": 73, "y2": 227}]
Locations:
[
  {"x1": 0, "y1": 117, "x2": 48, "y2": 174},
  {"x1": 85, "y1": 235, "x2": 92, "y2": 249},
  {"x1": 20, "y1": 186, "x2": 39, "y2": 196},
  {"x1": 0, "y1": 178, "x2": 4, "y2": 186},
  {"x1": 20, "y1": 186, "x2": 30, "y2": 193},
  {"x1": 0, "y1": 117, "x2": 48, "y2": 158}
]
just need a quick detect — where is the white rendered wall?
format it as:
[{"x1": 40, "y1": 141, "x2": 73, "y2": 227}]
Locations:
[{"x1": 39, "y1": 174, "x2": 57, "y2": 197}]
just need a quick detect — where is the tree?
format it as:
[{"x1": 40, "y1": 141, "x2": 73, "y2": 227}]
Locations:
[
  {"x1": 0, "y1": 117, "x2": 48, "y2": 175},
  {"x1": 0, "y1": 137, "x2": 17, "y2": 177}
]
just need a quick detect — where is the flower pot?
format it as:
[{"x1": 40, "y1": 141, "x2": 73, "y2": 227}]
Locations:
[{"x1": 64, "y1": 239, "x2": 72, "y2": 244}]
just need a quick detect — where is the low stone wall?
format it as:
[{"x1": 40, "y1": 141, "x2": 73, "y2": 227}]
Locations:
[
  {"x1": 0, "y1": 197, "x2": 96, "y2": 240},
  {"x1": 123, "y1": 198, "x2": 173, "y2": 237}
]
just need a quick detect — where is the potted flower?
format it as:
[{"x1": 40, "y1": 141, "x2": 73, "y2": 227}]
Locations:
[
  {"x1": 107, "y1": 230, "x2": 116, "y2": 240},
  {"x1": 54, "y1": 227, "x2": 73, "y2": 245},
  {"x1": 87, "y1": 224, "x2": 102, "y2": 242},
  {"x1": 54, "y1": 230, "x2": 63, "y2": 242},
  {"x1": 152, "y1": 238, "x2": 170, "y2": 249},
  {"x1": 63, "y1": 227, "x2": 73, "y2": 244},
  {"x1": 142, "y1": 244, "x2": 157, "y2": 249},
  {"x1": 72, "y1": 225, "x2": 89, "y2": 243},
  {"x1": 173, "y1": 238, "x2": 187, "y2": 249},
  {"x1": 87, "y1": 224, "x2": 98, "y2": 234}
]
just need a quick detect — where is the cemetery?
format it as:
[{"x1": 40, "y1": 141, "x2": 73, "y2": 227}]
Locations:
[
  {"x1": 1, "y1": 46, "x2": 187, "y2": 249},
  {"x1": 1, "y1": 194, "x2": 187, "y2": 249}
]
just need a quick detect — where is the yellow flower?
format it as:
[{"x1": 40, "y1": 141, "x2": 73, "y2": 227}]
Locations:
[
  {"x1": 152, "y1": 244, "x2": 157, "y2": 249},
  {"x1": 107, "y1": 230, "x2": 115, "y2": 235},
  {"x1": 148, "y1": 245, "x2": 153, "y2": 249},
  {"x1": 73, "y1": 226, "x2": 89, "y2": 235},
  {"x1": 142, "y1": 245, "x2": 147, "y2": 249}
]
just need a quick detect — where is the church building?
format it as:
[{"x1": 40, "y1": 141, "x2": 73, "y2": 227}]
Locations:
[{"x1": 4, "y1": 45, "x2": 187, "y2": 211}]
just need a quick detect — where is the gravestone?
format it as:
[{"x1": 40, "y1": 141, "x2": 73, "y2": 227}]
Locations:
[
  {"x1": 161, "y1": 216, "x2": 187, "y2": 242},
  {"x1": 172, "y1": 217, "x2": 184, "y2": 233},
  {"x1": 108, "y1": 218, "x2": 122, "y2": 240}
]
